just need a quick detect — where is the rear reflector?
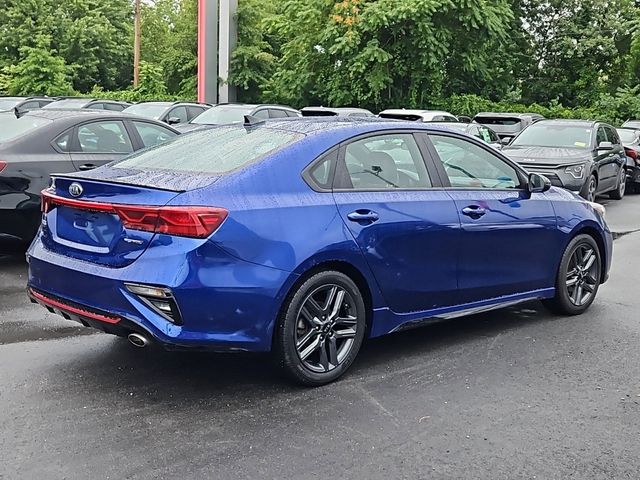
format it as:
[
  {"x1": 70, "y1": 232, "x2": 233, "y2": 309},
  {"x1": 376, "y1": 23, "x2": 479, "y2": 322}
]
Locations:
[
  {"x1": 0, "y1": 161, "x2": 6, "y2": 173},
  {"x1": 29, "y1": 288, "x2": 121, "y2": 324},
  {"x1": 41, "y1": 189, "x2": 228, "y2": 239}
]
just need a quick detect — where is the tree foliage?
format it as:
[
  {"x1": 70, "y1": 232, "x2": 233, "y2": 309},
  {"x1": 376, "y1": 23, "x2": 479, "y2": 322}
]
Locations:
[{"x1": 0, "y1": 0, "x2": 133, "y2": 92}]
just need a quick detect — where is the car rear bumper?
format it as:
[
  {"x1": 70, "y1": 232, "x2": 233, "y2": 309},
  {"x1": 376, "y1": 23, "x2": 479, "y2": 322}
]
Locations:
[{"x1": 27, "y1": 237, "x2": 296, "y2": 352}]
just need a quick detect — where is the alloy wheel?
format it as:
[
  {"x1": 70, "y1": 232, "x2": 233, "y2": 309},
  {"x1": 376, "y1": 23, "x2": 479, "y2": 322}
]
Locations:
[
  {"x1": 587, "y1": 177, "x2": 597, "y2": 202},
  {"x1": 565, "y1": 244, "x2": 600, "y2": 306},
  {"x1": 294, "y1": 284, "x2": 359, "y2": 373},
  {"x1": 619, "y1": 170, "x2": 626, "y2": 197}
]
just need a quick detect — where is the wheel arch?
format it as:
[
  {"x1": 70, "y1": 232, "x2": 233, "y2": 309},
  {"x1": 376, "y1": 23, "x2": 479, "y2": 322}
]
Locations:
[
  {"x1": 570, "y1": 224, "x2": 608, "y2": 282},
  {"x1": 271, "y1": 258, "x2": 378, "y2": 346}
]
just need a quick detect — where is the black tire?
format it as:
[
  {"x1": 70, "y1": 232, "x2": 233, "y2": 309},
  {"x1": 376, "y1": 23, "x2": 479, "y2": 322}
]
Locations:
[
  {"x1": 274, "y1": 270, "x2": 367, "y2": 386},
  {"x1": 543, "y1": 234, "x2": 602, "y2": 315},
  {"x1": 609, "y1": 167, "x2": 626, "y2": 200},
  {"x1": 580, "y1": 175, "x2": 598, "y2": 202}
]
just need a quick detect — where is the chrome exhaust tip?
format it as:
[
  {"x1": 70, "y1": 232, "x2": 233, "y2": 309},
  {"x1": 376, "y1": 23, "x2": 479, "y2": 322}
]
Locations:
[{"x1": 127, "y1": 332, "x2": 150, "y2": 348}]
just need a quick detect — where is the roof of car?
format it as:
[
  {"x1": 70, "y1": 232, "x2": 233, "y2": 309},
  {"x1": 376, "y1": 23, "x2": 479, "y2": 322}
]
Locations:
[
  {"x1": 379, "y1": 109, "x2": 454, "y2": 116},
  {"x1": 21, "y1": 108, "x2": 172, "y2": 123},
  {"x1": 301, "y1": 106, "x2": 373, "y2": 113},
  {"x1": 534, "y1": 119, "x2": 599, "y2": 127},
  {"x1": 475, "y1": 112, "x2": 545, "y2": 119},
  {"x1": 199, "y1": 116, "x2": 460, "y2": 137}
]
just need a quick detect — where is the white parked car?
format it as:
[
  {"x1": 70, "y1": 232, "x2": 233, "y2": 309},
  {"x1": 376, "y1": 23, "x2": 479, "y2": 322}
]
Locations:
[{"x1": 378, "y1": 109, "x2": 458, "y2": 122}]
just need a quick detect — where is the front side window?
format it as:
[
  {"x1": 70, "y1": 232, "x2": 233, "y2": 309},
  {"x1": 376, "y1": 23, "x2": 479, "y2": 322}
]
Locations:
[
  {"x1": 76, "y1": 121, "x2": 133, "y2": 153},
  {"x1": 168, "y1": 106, "x2": 188, "y2": 123},
  {"x1": 340, "y1": 134, "x2": 431, "y2": 189},
  {"x1": 596, "y1": 127, "x2": 607, "y2": 146},
  {"x1": 430, "y1": 134, "x2": 521, "y2": 189},
  {"x1": 133, "y1": 121, "x2": 177, "y2": 148}
]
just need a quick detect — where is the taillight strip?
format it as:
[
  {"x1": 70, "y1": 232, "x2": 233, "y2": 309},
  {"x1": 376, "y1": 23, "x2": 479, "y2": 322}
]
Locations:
[
  {"x1": 29, "y1": 288, "x2": 122, "y2": 324},
  {"x1": 41, "y1": 189, "x2": 116, "y2": 213}
]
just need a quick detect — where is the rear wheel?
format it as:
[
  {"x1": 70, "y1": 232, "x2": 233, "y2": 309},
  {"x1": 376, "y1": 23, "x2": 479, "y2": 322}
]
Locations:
[
  {"x1": 274, "y1": 270, "x2": 366, "y2": 386},
  {"x1": 609, "y1": 167, "x2": 626, "y2": 200},
  {"x1": 544, "y1": 234, "x2": 602, "y2": 315}
]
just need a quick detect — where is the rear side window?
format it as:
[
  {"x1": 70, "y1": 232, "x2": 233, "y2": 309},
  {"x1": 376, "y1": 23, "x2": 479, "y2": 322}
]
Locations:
[
  {"x1": 77, "y1": 121, "x2": 133, "y2": 153},
  {"x1": 339, "y1": 133, "x2": 431, "y2": 189},
  {"x1": 187, "y1": 106, "x2": 206, "y2": 119},
  {"x1": 115, "y1": 126, "x2": 304, "y2": 174}
]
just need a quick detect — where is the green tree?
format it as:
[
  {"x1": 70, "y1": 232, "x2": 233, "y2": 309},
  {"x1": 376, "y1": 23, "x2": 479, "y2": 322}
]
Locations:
[
  {"x1": 0, "y1": 0, "x2": 133, "y2": 92},
  {"x1": 2, "y1": 35, "x2": 73, "y2": 95}
]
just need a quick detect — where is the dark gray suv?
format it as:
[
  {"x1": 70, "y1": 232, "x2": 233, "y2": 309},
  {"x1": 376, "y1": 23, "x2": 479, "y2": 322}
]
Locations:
[{"x1": 503, "y1": 119, "x2": 627, "y2": 201}]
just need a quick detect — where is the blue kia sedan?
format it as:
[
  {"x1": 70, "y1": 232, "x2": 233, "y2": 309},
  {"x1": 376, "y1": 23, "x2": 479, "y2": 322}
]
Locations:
[{"x1": 27, "y1": 117, "x2": 613, "y2": 385}]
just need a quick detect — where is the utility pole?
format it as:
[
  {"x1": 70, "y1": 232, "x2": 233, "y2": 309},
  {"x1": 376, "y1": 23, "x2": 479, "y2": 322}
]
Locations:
[
  {"x1": 133, "y1": 0, "x2": 141, "y2": 88},
  {"x1": 218, "y1": 0, "x2": 238, "y2": 103}
]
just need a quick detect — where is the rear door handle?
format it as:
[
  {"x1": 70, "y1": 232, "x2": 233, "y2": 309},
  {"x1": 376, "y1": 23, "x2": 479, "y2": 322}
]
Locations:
[
  {"x1": 79, "y1": 164, "x2": 97, "y2": 171},
  {"x1": 461, "y1": 206, "x2": 486, "y2": 218},
  {"x1": 347, "y1": 210, "x2": 379, "y2": 223}
]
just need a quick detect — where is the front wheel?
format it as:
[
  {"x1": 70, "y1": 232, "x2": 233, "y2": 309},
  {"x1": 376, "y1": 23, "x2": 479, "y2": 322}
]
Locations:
[
  {"x1": 581, "y1": 175, "x2": 598, "y2": 202},
  {"x1": 609, "y1": 168, "x2": 626, "y2": 200},
  {"x1": 274, "y1": 271, "x2": 367, "y2": 386},
  {"x1": 543, "y1": 234, "x2": 602, "y2": 315}
]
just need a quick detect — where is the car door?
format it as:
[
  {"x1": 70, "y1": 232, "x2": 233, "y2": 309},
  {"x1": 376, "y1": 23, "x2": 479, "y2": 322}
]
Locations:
[
  {"x1": 425, "y1": 132, "x2": 558, "y2": 304},
  {"x1": 602, "y1": 125, "x2": 625, "y2": 190},
  {"x1": 332, "y1": 131, "x2": 460, "y2": 313},
  {"x1": 69, "y1": 120, "x2": 134, "y2": 171},
  {"x1": 594, "y1": 126, "x2": 617, "y2": 191}
]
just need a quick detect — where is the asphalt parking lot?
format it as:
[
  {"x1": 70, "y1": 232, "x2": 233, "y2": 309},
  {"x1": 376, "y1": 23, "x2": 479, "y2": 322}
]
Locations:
[{"x1": 2, "y1": 195, "x2": 640, "y2": 479}]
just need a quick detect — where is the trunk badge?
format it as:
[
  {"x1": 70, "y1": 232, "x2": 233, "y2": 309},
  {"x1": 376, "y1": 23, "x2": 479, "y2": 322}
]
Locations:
[{"x1": 69, "y1": 183, "x2": 83, "y2": 197}]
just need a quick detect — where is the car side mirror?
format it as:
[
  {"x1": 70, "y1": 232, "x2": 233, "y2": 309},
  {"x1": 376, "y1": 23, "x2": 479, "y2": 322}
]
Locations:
[
  {"x1": 528, "y1": 172, "x2": 551, "y2": 194},
  {"x1": 167, "y1": 117, "x2": 181, "y2": 125},
  {"x1": 500, "y1": 137, "x2": 512, "y2": 146},
  {"x1": 597, "y1": 141, "x2": 613, "y2": 151}
]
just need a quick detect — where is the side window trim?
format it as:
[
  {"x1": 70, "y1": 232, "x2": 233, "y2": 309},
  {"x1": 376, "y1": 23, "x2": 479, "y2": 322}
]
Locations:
[
  {"x1": 422, "y1": 131, "x2": 528, "y2": 190},
  {"x1": 333, "y1": 130, "x2": 436, "y2": 192},
  {"x1": 301, "y1": 147, "x2": 339, "y2": 192}
]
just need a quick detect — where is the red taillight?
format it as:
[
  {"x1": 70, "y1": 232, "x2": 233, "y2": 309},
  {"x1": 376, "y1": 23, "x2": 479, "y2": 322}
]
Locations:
[
  {"x1": 115, "y1": 205, "x2": 228, "y2": 238},
  {"x1": 0, "y1": 161, "x2": 7, "y2": 173},
  {"x1": 41, "y1": 190, "x2": 228, "y2": 238},
  {"x1": 625, "y1": 147, "x2": 637, "y2": 160}
]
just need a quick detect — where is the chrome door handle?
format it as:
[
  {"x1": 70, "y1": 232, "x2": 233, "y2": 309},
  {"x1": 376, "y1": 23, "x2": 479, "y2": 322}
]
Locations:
[
  {"x1": 347, "y1": 210, "x2": 379, "y2": 223},
  {"x1": 461, "y1": 206, "x2": 486, "y2": 218}
]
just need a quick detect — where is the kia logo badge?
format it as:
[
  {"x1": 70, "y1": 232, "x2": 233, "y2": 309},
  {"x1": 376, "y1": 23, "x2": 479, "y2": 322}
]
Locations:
[{"x1": 69, "y1": 183, "x2": 83, "y2": 197}]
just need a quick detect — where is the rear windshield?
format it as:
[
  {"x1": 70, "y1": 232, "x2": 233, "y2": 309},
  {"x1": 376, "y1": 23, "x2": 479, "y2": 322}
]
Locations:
[
  {"x1": 378, "y1": 113, "x2": 421, "y2": 121},
  {"x1": 510, "y1": 124, "x2": 593, "y2": 149},
  {"x1": 622, "y1": 120, "x2": 640, "y2": 129},
  {"x1": 123, "y1": 103, "x2": 170, "y2": 119},
  {"x1": 301, "y1": 110, "x2": 338, "y2": 117},
  {"x1": 617, "y1": 129, "x2": 637, "y2": 143},
  {"x1": 114, "y1": 126, "x2": 304, "y2": 174},
  {"x1": 475, "y1": 117, "x2": 522, "y2": 126},
  {"x1": 0, "y1": 114, "x2": 53, "y2": 142},
  {"x1": 0, "y1": 98, "x2": 21, "y2": 111},
  {"x1": 43, "y1": 99, "x2": 89, "y2": 109},
  {"x1": 191, "y1": 105, "x2": 254, "y2": 125}
]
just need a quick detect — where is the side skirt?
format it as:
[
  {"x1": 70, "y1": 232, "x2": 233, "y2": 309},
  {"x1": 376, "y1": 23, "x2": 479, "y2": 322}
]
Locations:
[{"x1": 370, "y1": 288, "x2": 555, "y2": 337}]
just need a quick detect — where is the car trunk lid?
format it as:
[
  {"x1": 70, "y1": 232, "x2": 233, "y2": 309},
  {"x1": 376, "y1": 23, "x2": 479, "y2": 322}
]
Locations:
[{"x1": 41, "y1": 176, "x2": 183, "y2": 267}]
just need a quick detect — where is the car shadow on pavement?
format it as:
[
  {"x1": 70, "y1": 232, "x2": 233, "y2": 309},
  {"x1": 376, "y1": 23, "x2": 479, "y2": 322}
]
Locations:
[{"x1": 44, "y1": 300, "x2": 558, "y2": 402}]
